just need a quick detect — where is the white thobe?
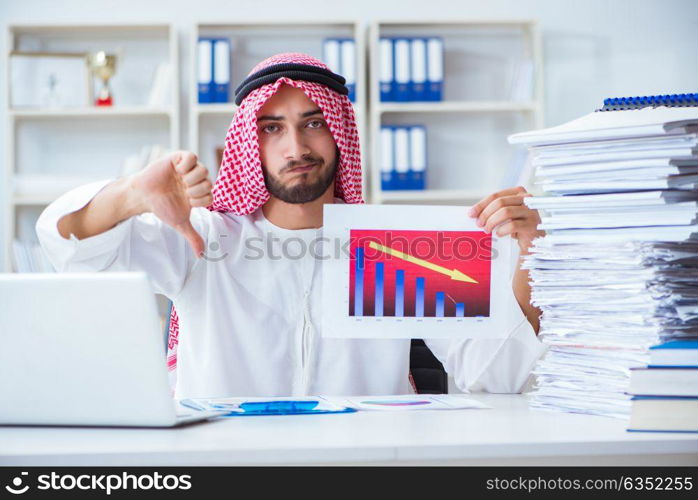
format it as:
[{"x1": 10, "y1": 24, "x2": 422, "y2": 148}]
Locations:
[{"x1": 36, "y1": 180, "x2": 546, "y2": 399}]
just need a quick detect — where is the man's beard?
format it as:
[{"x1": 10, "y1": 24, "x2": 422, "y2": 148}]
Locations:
[{"x1": 264, "y1": 154, "x2": 338, "y2": 204}]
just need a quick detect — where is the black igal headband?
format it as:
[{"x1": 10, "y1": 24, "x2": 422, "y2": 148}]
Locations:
[{"x1": 234, "y1": 63, "x2": 348, "y2": 105}]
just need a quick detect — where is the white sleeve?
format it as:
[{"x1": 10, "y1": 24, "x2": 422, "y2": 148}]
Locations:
[
  {"x1": 424, "y1": 238, "x2": 547, "y2": 394},
  {"x1": 36, "y1": 179, "x2": 205, "y2": 299}
]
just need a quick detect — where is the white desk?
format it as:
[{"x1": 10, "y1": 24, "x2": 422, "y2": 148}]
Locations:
[{"x1": 1, "y1": 394, "x2": 696, "y2": 466}]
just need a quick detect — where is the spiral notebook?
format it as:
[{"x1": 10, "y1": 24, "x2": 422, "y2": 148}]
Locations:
[
  {"x1": 509, "y1": 93, "x2": 698, "y2": 146},
  {"x1": 598, "y1": 93, "x2": 698, "y2": 112}
]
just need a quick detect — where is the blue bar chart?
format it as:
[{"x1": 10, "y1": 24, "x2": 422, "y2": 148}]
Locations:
[
  {"x1": 435, "y1": 292, "x2": 445, "y2": 317},
  {"x1": 415, "y1": 277, "x2": 425, "y2": 317},
  {"x1": 375, "y1": 262, "x2": 384, "y2": 317},
  {"x1": 395, "y1": 270, "x2": 405, "y2": 316},
  {"x1": 354, "y1": 247, "x2": 364, "y2": 316}
]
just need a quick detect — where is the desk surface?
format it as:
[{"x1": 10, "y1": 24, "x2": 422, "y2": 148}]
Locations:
[{"x1": 1, "y1": 394, "x2": 697, "y2": 466}]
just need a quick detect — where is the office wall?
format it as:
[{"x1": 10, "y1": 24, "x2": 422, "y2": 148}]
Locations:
[{"x1": 1, "y1": 0, "x2": 697, "y2": 267}]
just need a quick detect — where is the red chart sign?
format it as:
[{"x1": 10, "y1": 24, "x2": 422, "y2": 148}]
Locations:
[{"x1": 349, "y1": 229, "x2": 492, "y2": 318}]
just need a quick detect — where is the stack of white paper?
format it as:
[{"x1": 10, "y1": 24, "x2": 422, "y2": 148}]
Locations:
[{"x1": 509, "y1": 106, "x2": 698, "y2": 418}]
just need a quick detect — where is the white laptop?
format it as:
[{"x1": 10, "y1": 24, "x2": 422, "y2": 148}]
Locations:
[{"x1": 0, "y1": 272, "x2": 224, "y2": 427}]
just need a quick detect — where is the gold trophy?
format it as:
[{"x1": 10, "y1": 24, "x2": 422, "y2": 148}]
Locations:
[{"x1": 88, "y1": 51, "x2": 117, "y2": 106}]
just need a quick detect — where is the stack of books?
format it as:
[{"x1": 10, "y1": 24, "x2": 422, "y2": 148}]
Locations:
[
  {"x1": 508, "y1": 94, "x2": 698, "y2": 419},
  {"x1": 628, "y1": 340, "x2": 698, "y2": 432}
]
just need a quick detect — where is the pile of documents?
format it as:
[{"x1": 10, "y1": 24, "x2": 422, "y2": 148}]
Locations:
[{"x1": 508, "y1": 105, "x2": 698, "y2": 418}]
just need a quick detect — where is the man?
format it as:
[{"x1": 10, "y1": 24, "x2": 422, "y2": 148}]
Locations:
[{"x1": 37, "y1": 53, "x2": 545, "y2": 398}]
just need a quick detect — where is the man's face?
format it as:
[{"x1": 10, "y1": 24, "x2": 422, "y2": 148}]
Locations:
[{"x1": 256, "y1": 84, "x2": 338, "y2": 204}]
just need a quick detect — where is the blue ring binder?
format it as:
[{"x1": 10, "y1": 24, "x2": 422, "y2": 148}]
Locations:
[{"x1": 599, "y1": 93, "x2": 698, "y2": 111}]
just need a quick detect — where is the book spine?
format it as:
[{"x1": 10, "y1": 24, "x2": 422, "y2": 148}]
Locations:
[
  {"x1": 394, "y1": 126, "x2": 410, "y2": 188},
  {"x1": 426, "y1": 37, "x2": 443, "y2": 102},
  {"x1": 379, "y1": 38, "x2": 394, "y2": 102},
  {"x1": 380, "y1": 126, "x2": 395, "y2": 190},
  {"x1": 341, "y1": 39, "x2": 356, "y2": 103},
  {"x1": 213, "y1": 38, "x2": 231, "y2": 103},
  {"x1": 394, "y1": 38, "x2": 411, "y2": 102},
  {"x1": 197, "y1": 38, "x2": 213, "y2": 104},
  {"x1": 410, "y1": 38, "x2": 427, "y2": 102},
  {"x1": 408, "y1": 125, "x2": 427, "y2": 190},
  {"x1": 323, "y1": 38, "x2": 341, "y2": 75}
]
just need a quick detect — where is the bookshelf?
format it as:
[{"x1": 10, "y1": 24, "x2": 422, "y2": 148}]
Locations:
[
  {"x1": 190, "y1": 21, "x2": 367, "y2": 198},
  {"x1": 4, "y1": 23, "x2": 180, "y2": 273},
  {"x1": 368, "y1": 20, "x2": 544, "y2": 204},
  {"x1": 3, "y1": 19, "x2": 545, "y2": 273}
]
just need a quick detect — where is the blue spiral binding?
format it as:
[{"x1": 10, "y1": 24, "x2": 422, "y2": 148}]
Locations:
[{"x1": 598, "y1": 93, "x2": 698, "y2": 112}]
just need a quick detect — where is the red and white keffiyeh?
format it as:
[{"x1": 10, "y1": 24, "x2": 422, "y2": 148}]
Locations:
[{"x1": 166, "y1": 53, "x2": 364, "y2": 387}]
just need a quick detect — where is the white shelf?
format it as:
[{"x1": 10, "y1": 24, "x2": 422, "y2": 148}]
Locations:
[
  {"x1": 10, "y1": 24, "x2": 172, "y2": 34},
  {"x1": 368, "y1": 20, "x2": 544, "y2": 205},
  {"x1": 378, "y1": 101, "x2": 538, "y2": 114},
  {"x1": 375, "y1": 19, "x2": 542, "y2": 27},
  {"x1": 198, "y1": 19, "x2": 367, "y2": 28},
  {"x1": 196, "y1": 103, "x2": 237, "y2": 116},
  {"x1": 10, "y1": 107, "x2": 173, "y2": 119},
  {"x1": 379, "y1": 189, "x2": 487, "y2": 203},
  {"x1": 4, "y1": 23, "x2": 180, "y2": 272},
  {"x1": 11, "y1": 175, "x2": 108, "y2": 205},
  {"x1": 12, "y1": 194, "x2": 58, "y2": 206},
  {"x1": 197, "y1": 103, "x2": 365, "y2": 116}
]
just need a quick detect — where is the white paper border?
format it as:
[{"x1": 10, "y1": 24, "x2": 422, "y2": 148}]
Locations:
[{"x1": 321, "y1": 204, "x2": 513, "y2": 339}]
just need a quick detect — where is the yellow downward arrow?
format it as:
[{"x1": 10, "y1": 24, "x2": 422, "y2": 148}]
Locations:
[{"x1": 367, "y1": 241, "x2": 478, "y2": 284}]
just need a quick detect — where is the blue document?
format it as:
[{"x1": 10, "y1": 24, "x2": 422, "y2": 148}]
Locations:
[
  {"x1": 426, "y1": 37, "x2": 443, "y2": 101},
  {"x1": 379, "y1": 38, "x2": 394, "y2": 102},
  {"x1": 197, "y1": 38, "x2": 214, "y2": 103},
  {"x1": 393, "y1": 38, "x2": 411, "y2": 102},
  {"x1": 180, "y1": 397, "x2": 356, "y2": 417},
  {"x1": 212, "y1": 38, "x2": 231, "y2": 103}
]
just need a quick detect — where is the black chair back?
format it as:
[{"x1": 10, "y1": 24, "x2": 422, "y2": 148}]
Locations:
[{"x1": 409, "y1": 339, "x2": 448, "y2": 394}]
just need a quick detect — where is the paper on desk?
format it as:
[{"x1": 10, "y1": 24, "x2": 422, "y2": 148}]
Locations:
[
  {"x1": 179, "y1": 396, "x2": 351, "y2": 415},
  {"x1": 536, "y1": 158, "x2": 698, "y2": 177},
  {"x1": 544, "y1": 204, "x2": 698, "y2": 218},
  {"x1": 539, "y1": 212, "x2": 697, "y2": 231},
  {"x1": 535, "y1": 226, "x2": 698, "y2": 244},
  {"x1": 539, "y1": 167, "x2": 698, "y2": 183},
  {"x1": 533, "y1": 148, "x2": 697, "y2": 167},
  {"x1": 535, "y1": 176, "x2": 698, "y2": 195},
  {"x1": 331, "y1": 394, "x2": 491, "y2": 411},
  {"x1": 532, "y1": 133, "x2": 698, "y2": 158},
  {"x1": 526, "y1": 190, "x2": 698, "y2": 209},
  {"x1": 179, "y1": 395, "x2": 491, "y2": 414},
  {"x1": 508, "y1": 106, "x2": 698, "y2": 146}
]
